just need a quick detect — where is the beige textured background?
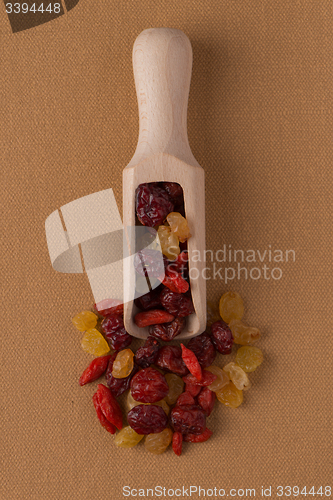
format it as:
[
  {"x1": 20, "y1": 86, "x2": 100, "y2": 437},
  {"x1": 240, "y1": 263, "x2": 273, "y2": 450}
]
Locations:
[{"x1": 1, "y1": 1, "x2": 332, "y2": 499}]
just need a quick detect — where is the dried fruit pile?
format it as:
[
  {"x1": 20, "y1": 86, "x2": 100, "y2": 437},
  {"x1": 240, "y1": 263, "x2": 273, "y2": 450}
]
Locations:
[
  {"x1": 73, "y1": 290, "x2": 263, "y2": 456},
  {"x1": 72, "y1": 182, "x2": 264, "y2": 455}
]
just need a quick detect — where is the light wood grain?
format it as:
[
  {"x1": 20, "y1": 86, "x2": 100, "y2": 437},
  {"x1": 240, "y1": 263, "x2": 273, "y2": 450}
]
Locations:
[{"x1": 123, "y1": 28, "x2": 206, "y2": 339}]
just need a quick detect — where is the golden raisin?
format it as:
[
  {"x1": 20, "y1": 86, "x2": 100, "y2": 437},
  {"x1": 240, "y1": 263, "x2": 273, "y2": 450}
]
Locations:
[
  {"x1": 229, "y1": 319, "x2": 261, "y2": 345},
  {"x1": 223, "y1": 362, "x2": 251, "y2": 391},
  {"x1": 219, "y1": 291, "x2": 244, "y2": 323},
  {"x1": 205, "y1": 365, "x2": 229, "y2": 392},
  {"x1": 144, "y1": 428, "x2": 173, "y2": 454},
  {"x1": 126, "y1": 391, "x2": 170, "y2": 415},
  {"x1": 216, "y1": 382, "x2": 243, "y2": 408},
  {"x1": 157, "y1": 225, "x2": 180, "y2": 260},
  {"x1": 166, "y1": 212, "x2": 191, "y2": 243},
  {"x1": 81, "y1": 329, "x2": 110, "y2": 356},
  {"x1": 207, "y1": 300, "x2": 221, "y2": 328},
  {"x1": 164, "y1": 373, "x2": 184, "y2": 405},
  {"x1": 112, "y1": 349, "x2": 134, "y2": 378},
  {"x1": 72, "y1": 311, "x2": 97, "y2": 332},
  {"x1": 114, "y1": 426, "x2": 144, "y2": 448},
  {"x1": 235, "y1": 346, "x2": 263, "y2": 372}
]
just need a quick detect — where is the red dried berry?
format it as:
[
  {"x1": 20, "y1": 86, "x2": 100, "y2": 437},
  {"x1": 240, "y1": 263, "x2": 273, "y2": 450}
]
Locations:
[
  {"x1": 159, "y1": 288, "x2": 194, "y2": 318},
  {"x1": 134, "y1": 310, "x2": 175, "y2": 328},
  {"x1": 197, "y1": 387, "x2": 216, "y2": 417},
  {"x1": 183, "y1": 428, "x2": 213, "y2": 443},
  {"x1": 149, "y1": 317, "x2": 185, "y2": 342},
  {"x1": 92, "y1": 392, "x2": 116, "y2": 434},
  {"x1": 130, "y1": 367, "x2": 169, "y2": 403},
  {"x1": 167, "y1": 251, "x2": 188, "y2": 276},
  {"x1": 185, "y1": 383, "x2": 202, "y2": 397},
  {"x1": 134, "y1": 289, "x2": 162, "y2": 311},
  {"x1": 97, "y1": 384, "x2": 123, "y2": 430},
  {"x1": 134, "y1": 336, "x2": 161, "y2": 369},
  {"x1": 155, "y1": 346, "x2": 189, "y2": 377},
  {"x1": 136, "y1": 183, "x2": 174, "y2": 227},
  {"x1": 94, "y1": 299, "x2": 123, "y2": 317},
  {"x1": 79, "y1": 354, "x2": 112, "y2": 386},
  {"x1": 161, "y1": 182, "x2": 183, "y2": 205},
  {"x1": 187, "y1": 332, "x2": 216, "y2": 369},
  {"x1": 181, "y1": 344, "x2": 202, "y2": 381},
  {"x1": 134, "y1": 249, "x2": 167, "y2": 279},
  {"x1": 172, "y1": 431, "x2": 183, "y2": 456},
  {"x1": 106, "y1": 327, "x2": 132, "y2": 351},
  {"x1": 183, "y1": 370, "x2": 217, "y2": 387},
  {"x1": 101, "y1": 314, "x2": 124, "y2": 335},
  {"x1": 127, "y1": 404, "x2": 168, "y2": 434},
  {"x1": 106, "y1": 355, "x2": 138, "y2": 398},
  {"x1": 176, "y1": 392, "x2": 195, "y2": 406},
  {"x1": 171, "y1": 405, "x2": 206, "y2": 435},
  {"x1": 211, "y1": 320, "x2": 234, "y2": 354},
  {"x1": 159, "y1": 268, "x2": 189, "y2": 294}
]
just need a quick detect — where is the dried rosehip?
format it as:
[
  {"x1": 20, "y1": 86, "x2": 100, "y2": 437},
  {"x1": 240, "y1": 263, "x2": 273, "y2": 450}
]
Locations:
[
  {"x1": 197, "y1": 387, "x2": 216, "y2": 416},
  {"x1": 159, "y1": 288, "x2": 194, "y2": 317},
  {"x1": 136, "y1": 183, "x2": 174, "y2": 227},
  {"x1": 183, "y1": 428, "x2": 213, "y2": 443},
  {"x1": 92, "y1": 392, "x2": 116, "y2": 434},
  {"x1": 127, "y1": 404, "x2": 168, "y2": 434},
  {"x1": 211, "y1": 320, "x2": 234, "y2": 354},
  {"x1": 181, "y1": 344, "x2": 202, "y2": 381},
  {"x1": 134, "y1": 336, "x2": 161, "y2": 368},
  {"x1": 155, "y1": 346, "x2": 189, "y2": 377},
  {"x1": 130, "y1": 367, "x2": 169, "y2": 403},
  {"x1": 97, "y1": 384, "x2": 123, "y2": 430},
  {"x1": 79, "y1": 354, "x2": 112, "y2": 386},
  {"x1": 185, "y1": 383, "x2": 201, "y2": 397},
  {"x1": 106, "y1": 327, "x2": 132, "y2": 351},
  {"x1": 161, "y1": 182, "x2": 183, "y2": 204},
  {"x1": 187, "y1": 332, "x2": 216, "y2": 369},
  {"x1": 171, "y1": 405, "x2": 206, "y2": 435},
  {"x1": 134, "y1": 248, "x2": 167, "y2": 279},
  {"x1": 183, "y1": 370, "x2": 217, "y2": 387},
  {"x1": 134, "y1": 289, "x2": 162, "y2": 311},
  {"x1": 101, "y1": 314, "x2": 124, "y2": 335},
  {"x1": 159, "y1": 268, "x2": 189, "y2": 294},
  {"x1": 135, "y1": 310, "x2": 175, "y2": 328},
  {"x1": 149, "y1": 317, "x2": 185, "y2": 342},
  {"x1": 176, "y1": 392, "x2": 195, "y2": 406},
  {"x1": 172, "y1": 431, "x2": 183, "y2": 456},
  {"x1": 94, "y1": 299, "x2": 123, "y2": 317}
]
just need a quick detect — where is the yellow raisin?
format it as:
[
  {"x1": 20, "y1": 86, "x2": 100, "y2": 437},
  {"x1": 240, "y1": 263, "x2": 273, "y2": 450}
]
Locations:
[
  {"x1": 166, "y1": 212, "x2": 191, "y2": 243},
  {"x1": 207, "y1": 300, "x2": 221, "y2": 328},
  {"x1": 205, "y1": 365, "x2": 230, "y2": 392},
  {"x1": 112, "y1": 349, "x2": 134, "y2": 378},
  {"x1": 157, "y1": 225, "x2": 180, "y2": 260},
  {"x1": 114, "y1": 426, "x2": 144, "y2": 448},
  {"x1": 81, "y1": 328, "x2": 110, "y2": 356},
  {"x1": 223, "y1": 362, "x2": 251, "y2": 391},
  {"x1": 126, "y1": 391, "x2": 170, "y2": 415},
  {"x1": 235, "y1": 346, "x2": 263, "y2": 372},
  {"x1": 154, "y1": 399, "x2": 170, "y2": 416},
  {"x1": 144, "y1": 428, "x2": 173, "y2": 454},
  {"x1": 229, "y1": 319, "x2": 261, "y2": 345},
  {"x1": 219, "y1": 291, "x2": 244, "y2": 323},
  {"x1": 72, "y1": 311, "x2": 97, "y2": 332},
  {"x1": 216, "y1": 382, "x2": 243, "y2": 408},
  {"x1": 164, "y1": 373, "x2": 184, "y2": 405}
]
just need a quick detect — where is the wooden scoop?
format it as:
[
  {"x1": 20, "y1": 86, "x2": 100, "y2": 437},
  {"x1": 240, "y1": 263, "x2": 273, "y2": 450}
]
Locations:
[{"x1": 123, "y1": 27, "x2": 206, "y2": 340}]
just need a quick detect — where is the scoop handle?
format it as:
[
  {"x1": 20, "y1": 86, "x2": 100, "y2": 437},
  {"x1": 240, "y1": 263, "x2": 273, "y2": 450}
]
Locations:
[{"x1": 130, "y1": 28, "x2": 199, "y2": 167}]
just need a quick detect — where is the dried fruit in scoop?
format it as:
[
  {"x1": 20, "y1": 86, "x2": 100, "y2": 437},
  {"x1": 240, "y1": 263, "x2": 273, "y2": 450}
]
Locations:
[{"x1": 136, "y1": 183, "x2": 174, "y2": 227}]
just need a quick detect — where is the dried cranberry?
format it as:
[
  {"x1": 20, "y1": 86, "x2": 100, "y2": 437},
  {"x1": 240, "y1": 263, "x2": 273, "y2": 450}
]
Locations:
[
  {"x1": 183, "y1": 428, "x2": 213, "y2": 443},
  {"x1": 185, "y1": 383, "x2": 202, "y2": 397},
  {"x1": 106, "y1": 327, "x2": 132, "y2": 351},
  {"x1": 159, "y1": 268, "x2": 189, "y2": 294},
  {"x1": 101, "y1": 314, "x2": 124, "y2": 336},
  {"x1": 183, "y1": 370, "x2": 217, "y2": 387},
  {"x1": 130, "y1": 367, "x2": 169, "y2": 403},
  {"x1": 171, "y1": 405, "x2": 206, "y2": 435},
  {"x1": 134, "y1": 249, "x2": 167, "y2": 279},
  {"x1": 167, "y1": 251, "x2": 188, "y2": 275},
  {"x1": 159, "y1": 288, "x2": 194, "y2": 318},
  {"x1": 197, "y1": 387, "x2": 216, "y2": 416},
  {"x1": 136, "y1": 183, "x2": 174, "y2": 227},
  {"x1": 134, "y1": 289, "x2": 161, "y2": 311},
  {"x1": 106, "y1": 355, "x2": 138, "y2": 397},
  {"x1": 127, "y1": 404, "x2": 168, "y2": 434},
  {"x1": 211, "y1": 320, "x2": 234, "y2": 354},
  {"x1": 94, "y1": 299, "x2": 123, "y2": 317},
  {"x1": 176, "y1": 392, "x2": 195, "y2": 406},
  {"x1": 149, "y1": 317, "x2": 185, "y2": 342},
  {"x1": 187, "y1": 332, "x2": 216, "y2": 368},
  {"x1": 155, "y1": 346, "x2": 189, "y2": 377},
  {"x1": 134, "y1": 309, "x2": 175, "y2": 328},
  {"x1": 134, "y1": 336, "x2": 161, "y2": 368},
  {"x1": 161, "y1": 182, "x2": 183, "y2": 204}
]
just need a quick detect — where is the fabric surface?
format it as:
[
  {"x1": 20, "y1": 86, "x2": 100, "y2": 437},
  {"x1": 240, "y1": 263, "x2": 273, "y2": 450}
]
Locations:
[{"x1": 1, "y1": 1, "x2": 332, "y2": 499}]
